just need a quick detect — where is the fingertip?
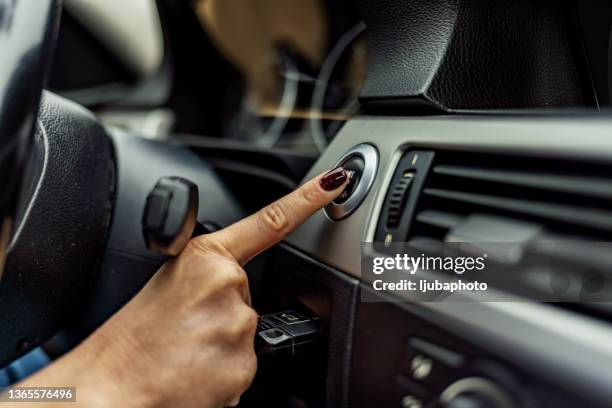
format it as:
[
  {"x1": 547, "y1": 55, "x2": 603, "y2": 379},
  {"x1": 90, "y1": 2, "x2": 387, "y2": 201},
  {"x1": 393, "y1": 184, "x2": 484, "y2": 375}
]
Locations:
[{"x1": 319, "y1": 166, "x2": 348, "y2": 192}]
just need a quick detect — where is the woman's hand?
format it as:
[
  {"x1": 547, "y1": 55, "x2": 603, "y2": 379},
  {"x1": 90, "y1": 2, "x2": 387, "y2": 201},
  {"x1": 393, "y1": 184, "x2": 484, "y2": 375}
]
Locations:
[{"x1": 14, "y1": 168, "x2": 348, "y2": 408}]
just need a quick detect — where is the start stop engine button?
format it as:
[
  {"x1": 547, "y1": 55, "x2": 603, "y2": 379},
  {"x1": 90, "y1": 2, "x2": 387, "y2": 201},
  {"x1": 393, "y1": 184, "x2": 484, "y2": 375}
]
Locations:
[
  {"x1": 333, "y1": 157, "x2": 365, "y2": 204},
  {"x1": 325, "y1": 144, "x2": 378, "y2": 220}
]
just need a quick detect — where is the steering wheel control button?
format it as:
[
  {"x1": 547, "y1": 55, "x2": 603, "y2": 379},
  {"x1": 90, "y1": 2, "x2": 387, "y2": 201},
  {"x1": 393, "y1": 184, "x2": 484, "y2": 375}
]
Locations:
[
  {"x1": 333, "y1": 157, "x2": 365, "y2": 204},
  {"x1": 325, "y1": 144, "x2": 379, "y2": 220},
  {"x1": 256, "y1": 310, "x2": 321, "y2": 355},
  {"x1": 142, "y1": 177, "x2": 199, "y2": 256}
]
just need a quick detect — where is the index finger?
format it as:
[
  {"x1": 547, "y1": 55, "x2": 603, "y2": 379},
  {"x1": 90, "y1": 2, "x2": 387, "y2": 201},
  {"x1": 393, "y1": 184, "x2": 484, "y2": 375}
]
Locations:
[{"x1": 206, "y1": 167, "x2": 348, "y2": 265}]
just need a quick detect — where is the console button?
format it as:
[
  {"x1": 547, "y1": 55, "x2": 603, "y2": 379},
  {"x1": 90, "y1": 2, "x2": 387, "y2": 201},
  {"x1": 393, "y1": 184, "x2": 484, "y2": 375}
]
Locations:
[
  {"x1": 410, "y1": 355, "x2": 434, "y2": 381},
  {"x1": 399, "y1": 338, "x2": 464, "y2": 389},
  {"x1": 325, "y1": 144, "x2": 378, "y2": 220},
  {"x1": 333, "y1": 157, "x2": 365, "y2": 204}
]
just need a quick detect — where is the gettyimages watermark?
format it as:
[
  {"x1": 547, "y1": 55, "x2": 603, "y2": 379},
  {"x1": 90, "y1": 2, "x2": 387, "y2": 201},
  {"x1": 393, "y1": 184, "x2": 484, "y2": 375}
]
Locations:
[{"x1": 361, "y1": 241, "x2": 612, "y2": 302}]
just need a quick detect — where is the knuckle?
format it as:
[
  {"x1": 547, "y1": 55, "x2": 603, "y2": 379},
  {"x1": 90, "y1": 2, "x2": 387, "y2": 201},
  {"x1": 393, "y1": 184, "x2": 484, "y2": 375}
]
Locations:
[
  {"x1": 215, "y1": 268, "x2": 245, "y2": 292},
  {"x1": 186, "y1": 236, "x2": 216, "y2": 254},
  {"x1": 187, "y1": 235, "x2": 233, "y2": 258},
  {"x1": 245, "y1": 309, "x2": 258, "y2": 333},
  {"x1": 218, "y1": 259, "x2": 244, "y2": 279},
  {"x1": 231, "y1": 263, "x2": 249, "y2": 285},
  {"x1": 259, "y1": 202, "x2": 290, "y2": 234},
  {"x1": 225, "y1": 306, "x2": 257, "y2": 339},
  {"x1": 240, "y1": 305, "x2": 258, "y2": 336},
  {"x1": 300, "y1": 181, "x2": 321, "y2": 206},
  {"x1": 239, "y1": 308, "x2": 258, "y2": 338}
]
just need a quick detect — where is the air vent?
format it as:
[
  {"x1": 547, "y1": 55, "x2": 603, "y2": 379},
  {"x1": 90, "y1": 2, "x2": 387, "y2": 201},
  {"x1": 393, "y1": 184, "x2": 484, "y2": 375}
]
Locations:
[
  {"x1": 375, "y1": 151, "x2": 434, "y2": 243},
  {"x1": 386, "y1": 171, "x2": 415, "y2": 228},
  {"x1": 407, "y1": 150, "x2": 612, "y2": 310},
  {"x1": 410, "y1": 151, "x2": 612, "y2": 242}
]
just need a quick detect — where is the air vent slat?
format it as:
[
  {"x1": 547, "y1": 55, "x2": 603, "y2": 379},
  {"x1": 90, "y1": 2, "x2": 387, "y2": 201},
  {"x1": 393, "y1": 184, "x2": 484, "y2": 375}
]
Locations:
[
  {"x1": 385, "y1": 175, "x2": 414, "y2": 229},
  {"x1": 423, "y1": 188, "x2": 612, "y2": 232},
  {"x1": 433, "y1": 165, "x2": 612, "y2": 200}
]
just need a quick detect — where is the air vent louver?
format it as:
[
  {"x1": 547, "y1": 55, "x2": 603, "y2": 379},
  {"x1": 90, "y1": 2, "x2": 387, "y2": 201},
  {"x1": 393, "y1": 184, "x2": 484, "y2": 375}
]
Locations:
[
  {"x1": 375, "y1": 151, "x2": 435, "y2": 243},
  {"x1": 409, "y1": 152, "x2": 612, "y2": 243},
  {"x1": 386, "y1": 172, "x2": 414, "y2": 228},
  {"x1": 406, "y1": 150, "x2": 612, "y2": 312}
]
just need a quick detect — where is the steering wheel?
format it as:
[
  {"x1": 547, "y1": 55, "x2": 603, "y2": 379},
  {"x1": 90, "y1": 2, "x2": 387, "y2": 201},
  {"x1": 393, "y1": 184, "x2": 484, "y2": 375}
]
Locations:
[
  {"x1": 0, "y1": 0, "x2": 243, "y2": 366},
  {"x1": 0, "y1": 0, "x2": 110, "y2": 365},
  {"x1": 0, "y1": 0, "x2": 58, "y2": 273}
]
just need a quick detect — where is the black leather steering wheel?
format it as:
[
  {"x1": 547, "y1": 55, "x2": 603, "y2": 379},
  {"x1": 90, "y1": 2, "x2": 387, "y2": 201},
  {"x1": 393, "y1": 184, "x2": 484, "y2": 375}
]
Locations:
[
  {"x1": 0, "y1": 0, "x2": 245, "y2": 367},
  {"x1": 0, "y1": 0, "x2": 117, "y2": 365},
  {"x1": 0, "y1": 0, "x2": 58, "y2": 276}
]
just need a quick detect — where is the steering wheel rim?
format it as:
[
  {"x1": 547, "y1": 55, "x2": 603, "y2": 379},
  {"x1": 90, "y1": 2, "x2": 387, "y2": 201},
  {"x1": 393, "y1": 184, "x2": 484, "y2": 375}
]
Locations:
[{"x1": 0, "y1": 0, "x2": 60, "y2": 276}]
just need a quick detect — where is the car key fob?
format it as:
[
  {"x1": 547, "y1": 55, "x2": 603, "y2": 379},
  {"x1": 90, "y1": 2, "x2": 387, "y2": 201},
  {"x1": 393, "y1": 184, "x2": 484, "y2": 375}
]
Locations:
[{"x1": 256, "y1": 310, "x2": 321, "y2": 356}]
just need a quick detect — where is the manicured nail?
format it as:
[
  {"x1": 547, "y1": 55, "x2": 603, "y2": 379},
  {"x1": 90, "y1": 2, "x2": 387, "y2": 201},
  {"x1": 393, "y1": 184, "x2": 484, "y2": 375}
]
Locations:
[{"x1": 320, "y1": 167, "x2": 348, "y2": 191}]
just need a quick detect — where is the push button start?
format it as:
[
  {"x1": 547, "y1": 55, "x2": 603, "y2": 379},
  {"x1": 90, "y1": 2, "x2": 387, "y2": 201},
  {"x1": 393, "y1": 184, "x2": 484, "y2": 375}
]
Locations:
[
  {"x1": 333, "y1": 157, "x2": 365, "y2": 204},
  {"x1": 324, "y1": 144, "x2": 378, "y2": 220}
]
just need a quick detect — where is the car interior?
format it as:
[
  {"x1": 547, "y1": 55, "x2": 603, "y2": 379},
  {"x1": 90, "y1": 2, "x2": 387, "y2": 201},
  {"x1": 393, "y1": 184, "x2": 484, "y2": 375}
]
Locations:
[{"x1": 2, "y1": 0, "x2": 612, "y2": 407}]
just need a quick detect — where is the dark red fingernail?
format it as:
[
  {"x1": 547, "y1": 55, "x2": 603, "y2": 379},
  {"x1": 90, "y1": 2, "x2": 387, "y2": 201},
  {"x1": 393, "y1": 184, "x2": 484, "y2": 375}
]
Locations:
[{"x1": 320, "y1": 167, "x2": 348, "y2": 191}]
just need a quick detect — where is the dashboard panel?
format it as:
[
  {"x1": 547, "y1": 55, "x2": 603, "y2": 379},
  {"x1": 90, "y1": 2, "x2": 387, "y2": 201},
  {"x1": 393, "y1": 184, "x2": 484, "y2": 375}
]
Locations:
[{"x1": 284, "y1": 115, "x2": 612, "y2": 407}]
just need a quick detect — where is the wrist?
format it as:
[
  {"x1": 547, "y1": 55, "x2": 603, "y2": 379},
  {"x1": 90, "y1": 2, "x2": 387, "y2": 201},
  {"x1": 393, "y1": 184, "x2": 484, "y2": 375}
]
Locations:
[
  {"x1": 24, "y1": 321, "x2": 158, "y2": 408},
  {"x1": 71, "y1": 320, "x2": 158, "y2": 408}
]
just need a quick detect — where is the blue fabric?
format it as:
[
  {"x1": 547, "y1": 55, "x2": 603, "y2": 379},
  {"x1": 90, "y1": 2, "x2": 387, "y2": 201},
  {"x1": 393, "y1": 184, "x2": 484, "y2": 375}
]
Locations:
[
  {"x1": 0, "y1": 368, "x2": 10, "y2": 387},
  {"x1": 0, "y1": 348, "x2": 51, "y2": 385}
]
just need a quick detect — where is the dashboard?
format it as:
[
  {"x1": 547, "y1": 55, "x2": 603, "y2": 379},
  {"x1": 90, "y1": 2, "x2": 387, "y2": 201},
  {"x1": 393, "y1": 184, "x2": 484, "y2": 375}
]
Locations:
[
  {"x1": 277, "y1": 116, "x2": 612, "y2": 407},
  {"x1": 252, "y1": 0, "x2": 612, "y2": 406}
]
